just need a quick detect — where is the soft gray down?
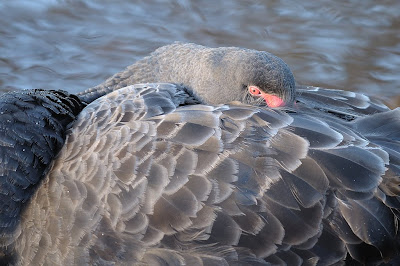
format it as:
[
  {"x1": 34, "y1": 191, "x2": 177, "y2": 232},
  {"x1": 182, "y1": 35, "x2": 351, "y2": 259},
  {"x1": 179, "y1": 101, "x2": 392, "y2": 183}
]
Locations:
[
  {"x1": 79, "y1": 42, "x2": 295, "y2": 106},
  {"x1": 0, "y1": 43, "x2": 399, "y2": 265}
]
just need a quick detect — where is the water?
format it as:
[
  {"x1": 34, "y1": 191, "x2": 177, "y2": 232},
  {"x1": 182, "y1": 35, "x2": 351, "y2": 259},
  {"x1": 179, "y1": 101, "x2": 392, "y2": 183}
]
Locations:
[{"x1": 1, "y1": 0, "x2": 399, "y2": 107}]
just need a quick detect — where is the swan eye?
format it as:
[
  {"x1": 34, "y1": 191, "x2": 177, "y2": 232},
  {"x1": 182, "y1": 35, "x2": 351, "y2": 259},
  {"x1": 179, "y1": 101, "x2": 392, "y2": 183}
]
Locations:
[{"x1": 248, "y1": 86, "x2": 261, "y2": 96}]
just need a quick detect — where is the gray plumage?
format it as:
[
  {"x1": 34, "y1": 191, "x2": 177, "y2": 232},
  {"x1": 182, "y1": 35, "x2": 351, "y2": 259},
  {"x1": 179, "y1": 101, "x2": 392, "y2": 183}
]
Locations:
[{"x1": 1, "y1": 43, "x2": 399, "y2": 265}]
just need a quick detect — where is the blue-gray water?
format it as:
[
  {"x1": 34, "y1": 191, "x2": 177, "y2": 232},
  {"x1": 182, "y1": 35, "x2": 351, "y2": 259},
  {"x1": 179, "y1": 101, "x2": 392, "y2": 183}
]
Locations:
[{"x1": 1, "y1": 0, "x2": 399, "y2": 107}]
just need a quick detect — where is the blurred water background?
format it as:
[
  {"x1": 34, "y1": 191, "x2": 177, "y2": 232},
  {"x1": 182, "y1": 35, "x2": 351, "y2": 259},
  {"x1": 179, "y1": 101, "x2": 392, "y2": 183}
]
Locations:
[{"x1": 1, "y1": 0, "x2": 399, "y2": 107}]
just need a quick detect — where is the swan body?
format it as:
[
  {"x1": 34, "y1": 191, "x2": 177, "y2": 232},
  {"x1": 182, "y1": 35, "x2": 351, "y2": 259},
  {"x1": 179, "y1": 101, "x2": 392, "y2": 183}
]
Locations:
[{"x1": 0, "y1": 43, "x2": 399, "y2": 265}]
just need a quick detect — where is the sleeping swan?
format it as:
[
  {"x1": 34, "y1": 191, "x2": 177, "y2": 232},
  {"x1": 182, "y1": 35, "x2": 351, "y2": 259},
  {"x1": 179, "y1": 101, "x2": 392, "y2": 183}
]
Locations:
[{"x1": 0, "y1": 43, "x2": 399, "y2": 265}]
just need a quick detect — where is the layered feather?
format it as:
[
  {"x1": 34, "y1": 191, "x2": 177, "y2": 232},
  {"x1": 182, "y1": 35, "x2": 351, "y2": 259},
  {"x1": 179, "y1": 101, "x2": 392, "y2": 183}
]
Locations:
[{"x1": 3, "y1": 84, "x2": 398, "y2": 265}]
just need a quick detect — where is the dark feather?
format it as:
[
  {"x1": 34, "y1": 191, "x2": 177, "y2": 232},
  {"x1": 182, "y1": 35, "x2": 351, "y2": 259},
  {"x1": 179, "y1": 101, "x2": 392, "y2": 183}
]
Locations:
[{"x1": 1, "y1": 44, "x2": 399, "y2": 265}]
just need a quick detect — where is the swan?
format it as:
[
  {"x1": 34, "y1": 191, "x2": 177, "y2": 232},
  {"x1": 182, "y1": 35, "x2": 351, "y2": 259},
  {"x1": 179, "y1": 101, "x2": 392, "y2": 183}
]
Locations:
[{"x1": 0, "y1": 43, "x2": 399, "y2": 265}]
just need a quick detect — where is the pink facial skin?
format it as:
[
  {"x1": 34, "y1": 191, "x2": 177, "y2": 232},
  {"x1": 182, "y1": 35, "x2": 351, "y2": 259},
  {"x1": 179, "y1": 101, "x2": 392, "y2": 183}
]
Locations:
[{"x1": 248, "y1": 86, "x2": 285, "y2": 107}]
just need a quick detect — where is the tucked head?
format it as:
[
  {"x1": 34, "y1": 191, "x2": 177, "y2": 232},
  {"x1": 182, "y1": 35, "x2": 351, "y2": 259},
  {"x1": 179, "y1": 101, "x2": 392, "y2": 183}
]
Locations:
[
  {"x1": 235, "y1": 49, "x2": 296, "y2": 107},
  {"x1": 155, "y1": 43, "x2": 297, "y2": 108},
  {"x1": 81, "y1": 42, "x2": 296, "y2": 107}
]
